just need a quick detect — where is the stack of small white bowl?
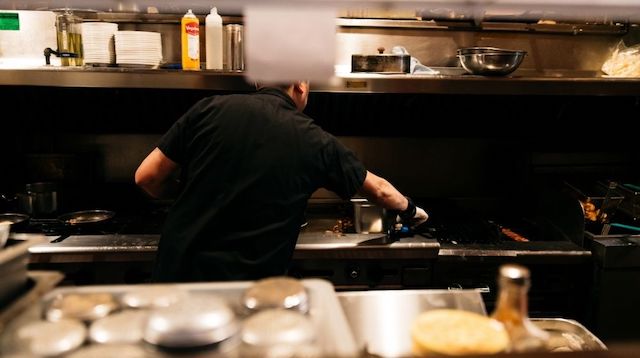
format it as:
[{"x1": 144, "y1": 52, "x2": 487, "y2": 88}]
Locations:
[
  {"x1": 81, "y1": 22, "x2": 118, "y2": 66},
  {"x1": 114, "y1": 31, "x2": 163, "y2": 68}
]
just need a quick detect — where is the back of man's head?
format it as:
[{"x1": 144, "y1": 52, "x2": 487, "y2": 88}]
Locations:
[{"x1": 255, "y1": 81, "x2": 308, "y2": 91}]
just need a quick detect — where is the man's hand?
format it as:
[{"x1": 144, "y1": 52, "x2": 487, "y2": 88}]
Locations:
[
  {"x1": 411, "y1": 206, "x2": 429, "y2": 227},
  {"x1": 398, "y1": 197, "x2": 429, "y2": 228}
]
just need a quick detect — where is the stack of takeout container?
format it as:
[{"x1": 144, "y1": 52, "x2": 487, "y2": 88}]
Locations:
[
  {"x1": 81, "y1": 22, "x2": 118, "y2": 65},
  {"x1": 114, "y1": 31, "x2": 163, "y2": 68}
]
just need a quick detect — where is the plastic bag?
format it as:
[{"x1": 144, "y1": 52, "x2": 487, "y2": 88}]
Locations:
[{"x1": 601, "y1": 40, "x2": 640, "y2": 77}]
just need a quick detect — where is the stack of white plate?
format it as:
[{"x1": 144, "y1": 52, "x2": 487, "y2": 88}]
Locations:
[
  {"x1": 82, "y1": 22, "x2": 118, "y2": 65},
  {"x1": 114, "y1": 31, "x2": 163, "y2": 67}
]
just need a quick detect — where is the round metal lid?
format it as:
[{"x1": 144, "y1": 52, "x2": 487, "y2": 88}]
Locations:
[
  {"x1": 66, "y1": 344, "x2": 149, "y2": 358},
  {"x1": 241, "y1": 309, "x2": 318, "y2": 357},
  {"x1": 46, "y1": 292, "x2": 119, "y2": 322},
  {"x1": 242, "y1": 276, "x2": 309, "y2": 314},
  {"x1": 144, "y1": 293, "x2": 238, "y2": 348},
  {"x1": 17, "y1": 319, "x2": 86, "y2": 357},
  {"x1": 89, "y1": 310, "x2": 149, "y2": 344},
  {"x1": 120, "y1": 286, "x2": 188, "y2": 309}
]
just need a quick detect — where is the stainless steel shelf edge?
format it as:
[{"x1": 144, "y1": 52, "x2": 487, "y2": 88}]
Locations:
[
  {"x1": 3, "y1": 68, "x2": 640, "y2": 95},
  {"x1": 0, "y1": 68, "x2": 254, "y2": 91},
  {"x1": 337, "y1": 18, "x2": 628, "y2": 35}
]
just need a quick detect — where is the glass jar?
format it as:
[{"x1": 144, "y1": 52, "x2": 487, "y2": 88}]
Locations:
[
  {"x1": 55, "y1": 10, "x2": 83, "y2": 66},
  {"x1": 491, "y1": 263, "x2": 550, "y2": 353}
]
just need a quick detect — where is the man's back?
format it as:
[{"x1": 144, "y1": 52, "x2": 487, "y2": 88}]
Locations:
[{"x1": 153, "y1": 88, "x2": 366, "y2": 282}]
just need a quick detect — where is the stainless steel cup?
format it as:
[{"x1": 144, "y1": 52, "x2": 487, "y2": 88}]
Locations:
[
  {"x1": 20, "y1": 182, "x2": 58, "y2": 216},
  {"x1": 351, "y1": 199, "x2": 387, "y2": 233},
  {"x1": 224, "y1": 24, "x2": 244, "y2": 71}
]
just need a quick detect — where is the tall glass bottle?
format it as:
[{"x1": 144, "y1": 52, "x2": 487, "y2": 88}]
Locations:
[{"x1": 491, "y1": 264, "x2": 550, "y2": 353}]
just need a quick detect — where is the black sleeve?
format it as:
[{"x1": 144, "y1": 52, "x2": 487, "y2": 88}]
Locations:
[
  {"x1": 157, "y1": 98, "x2": 210, "y2": 165},
  {"x1": 320, "y1": 134, "x2": 367, "y2": 200}
]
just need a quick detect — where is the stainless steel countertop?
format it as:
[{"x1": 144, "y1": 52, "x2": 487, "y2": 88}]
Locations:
[
  {"x1": 19, "y1": 232, "x2": 437, "y2": 253},
  {"x1": 2, "y1": 68, "x2": 639, "y2": 95},
  {"x1": 15, "y1": 232, "x2": 591, "y2": 263}
]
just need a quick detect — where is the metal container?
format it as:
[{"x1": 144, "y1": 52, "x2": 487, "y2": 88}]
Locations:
[
  {"x1": 13, "y1": 182, "x2": 58, "y2": 216},
  {"x1": 337, "y1": 289, "x2": 487, "y2": 357},
  {"x1": 224, "y1": 24, "x2": 244, "y2": 71},
  {"x1": 531, "y1": 318, "x2": 607, "y2": 351},
  {"x1": 0, "y1": 236, "x2": 47, "y2": 308},
  {"x1": 351, "y1": 198, "x2": 387, "y2": 233},
  {"x1": 0, "y1": 223, "x2": 9, "y2": 249},
  {"x1": 457, "y1": 47, "x2": 526, "y2": 76},
  {"x1": 2, "y1": 279, "x2": 358, "y2": 357},
  {"x1": 352, "y1": 48, "x2": 411, "y2": 73}
]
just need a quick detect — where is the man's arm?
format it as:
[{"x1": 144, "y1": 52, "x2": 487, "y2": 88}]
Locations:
[
  {"x1": 135, "y1": 148, "x2": 182, "y2": 199},
  {"x1": 358, "y1": 170, "x2": 429, "y2": 226}
]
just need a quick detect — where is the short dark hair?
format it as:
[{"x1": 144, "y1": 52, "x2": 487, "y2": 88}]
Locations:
[{"x1": 255, "y1": 82, "x2": 294, "y2": 91}]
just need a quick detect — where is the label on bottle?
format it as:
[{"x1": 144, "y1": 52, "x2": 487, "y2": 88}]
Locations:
[
  {"x1": 185, "y1": 21, "x2": 199, "y2": 60},
  {"x1": 0, "y1": 13, "x2": 19, "y2": 30}
]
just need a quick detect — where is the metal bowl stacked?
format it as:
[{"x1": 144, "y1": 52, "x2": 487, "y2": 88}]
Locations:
[{"x1": 457, "y1": 47, "x2": 527, "y2": 76}]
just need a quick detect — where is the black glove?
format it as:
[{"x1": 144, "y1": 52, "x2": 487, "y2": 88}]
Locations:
[{"x1": 398, "y1": 197, "x2": 429, "y2": 227}]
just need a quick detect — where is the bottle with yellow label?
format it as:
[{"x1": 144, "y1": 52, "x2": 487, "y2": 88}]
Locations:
[{"x1": 181, "y1": 9, "x2": 200, "y2": 70}]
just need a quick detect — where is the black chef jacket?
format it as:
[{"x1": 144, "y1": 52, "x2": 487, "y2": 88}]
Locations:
[{"x1": 153, "y1": 88, "x2": 366, "y2": 282}]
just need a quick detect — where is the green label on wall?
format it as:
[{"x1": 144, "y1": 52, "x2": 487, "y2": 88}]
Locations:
[{"x1": 0, "y1": 13, "x2": 19, "y2": 30}]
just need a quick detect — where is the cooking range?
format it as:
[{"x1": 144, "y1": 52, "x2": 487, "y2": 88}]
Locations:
[
  {"x1": 291, "y1": 197, "x2": 593, "y2": 324},
  {"x1": 8, "y1": 196, "x2": 593, "y2": 322}
]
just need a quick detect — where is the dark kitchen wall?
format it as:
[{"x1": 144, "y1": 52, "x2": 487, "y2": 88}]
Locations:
[{"x1": 1, "y1": 85, "x2": 639, "y2": 212}]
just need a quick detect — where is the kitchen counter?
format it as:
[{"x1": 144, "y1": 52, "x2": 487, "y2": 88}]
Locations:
[
  {"x1": 17, "y1": 231, "x2": 590, "y2": 264},
  {"x1": 1, "y1": 67, "x2": 639, "y2": 95}
]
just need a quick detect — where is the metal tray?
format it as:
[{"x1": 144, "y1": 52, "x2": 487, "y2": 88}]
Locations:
[
  {"x1": 0, "y1": 278, "x2": 358, "y2": 357},
  {"x1": 0, "y1": 236, "x2": 47, "y2": 309},
  {"x1": 532, "y1": 318, "x2": 607, "y2": 351},
  {"x1": 337, "y1": 289, "x2": 486, "y2": 357}
]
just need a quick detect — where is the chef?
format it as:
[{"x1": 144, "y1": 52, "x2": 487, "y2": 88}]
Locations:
[{"x1": 135, "y1": 81, "x2": 428, "y2": 282}]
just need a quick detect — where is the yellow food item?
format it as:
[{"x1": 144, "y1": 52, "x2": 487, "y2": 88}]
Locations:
[{"x1": 411, "y1": 309, "x2": 509, "y2": 356}]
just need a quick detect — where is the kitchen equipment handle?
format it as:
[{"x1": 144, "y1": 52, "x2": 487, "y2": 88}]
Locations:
[
  {"x1": 610, "y1": 222, "x2": 640, "y2": 232},
  {"x1": 598, "y1": 181, "x2": 618, "y2": 224},
  {"x1": 44, "y1": 47, "x2": 79, "y2": 65}
]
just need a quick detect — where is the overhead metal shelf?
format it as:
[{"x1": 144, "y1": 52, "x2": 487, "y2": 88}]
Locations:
[{"x1": 1, "y1": 67, "x2": 640, "y2": 96}]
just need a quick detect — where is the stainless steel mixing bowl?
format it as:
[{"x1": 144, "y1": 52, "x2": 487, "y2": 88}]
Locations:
[{"x1": 457, "y1": 47, "x2": 526, "y2": 75}]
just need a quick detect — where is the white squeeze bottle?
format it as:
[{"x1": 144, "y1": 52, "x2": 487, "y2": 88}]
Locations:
[{"x1": 205, "y1": 7, "x2": 223, "y2": 70}]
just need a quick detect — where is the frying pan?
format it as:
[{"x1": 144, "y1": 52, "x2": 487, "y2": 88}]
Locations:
[
  {"x1": 57, "y1": 210, "x2": 115, "y2": 225},
  {"x1": 50, "y1": 210, "x2": 116, "y2": 243}
]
